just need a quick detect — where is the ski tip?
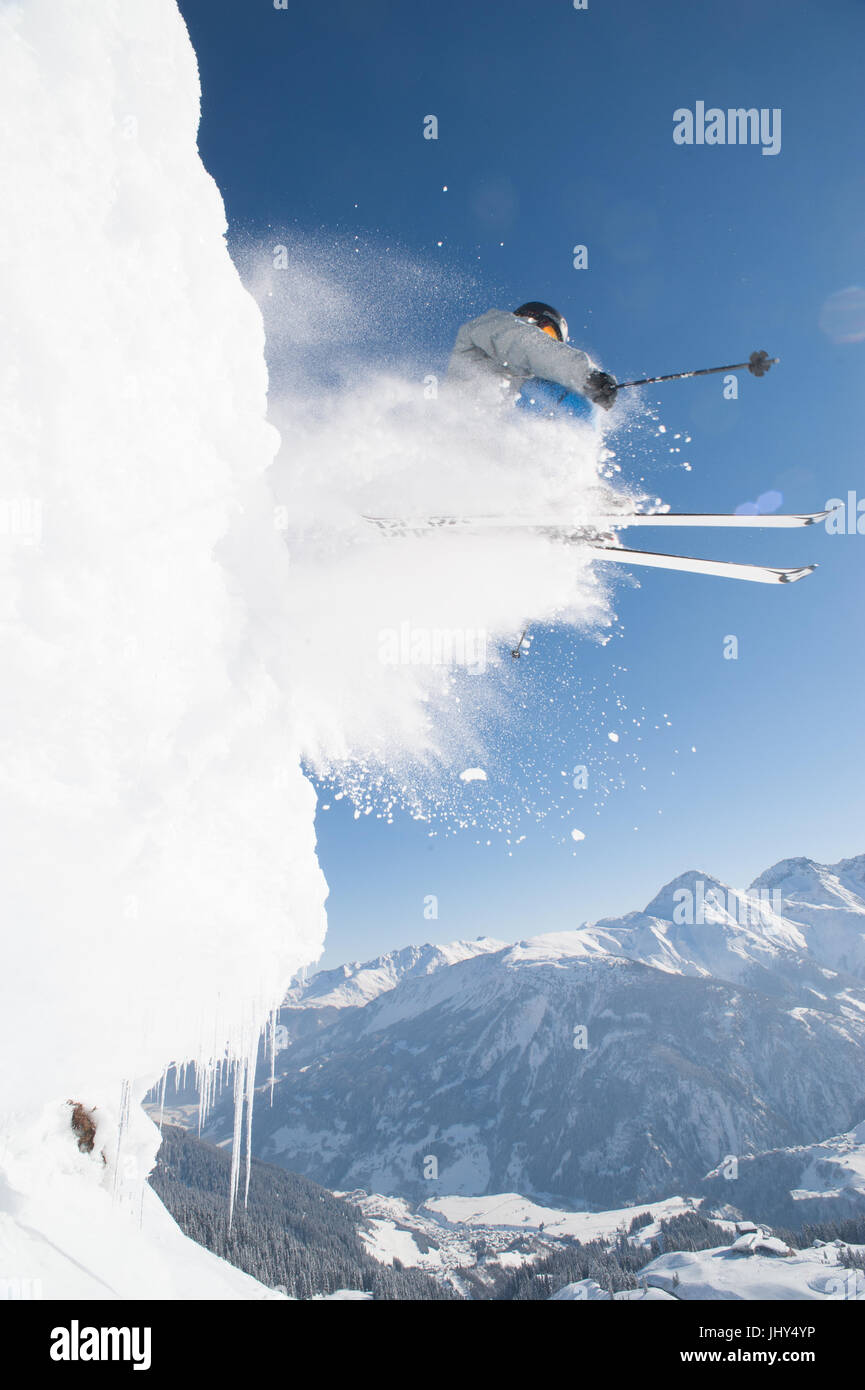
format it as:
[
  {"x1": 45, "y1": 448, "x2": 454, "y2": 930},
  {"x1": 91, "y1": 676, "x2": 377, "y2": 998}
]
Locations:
[{"x1": 778, "y1": 564, "x2": 817, "y2": 583}]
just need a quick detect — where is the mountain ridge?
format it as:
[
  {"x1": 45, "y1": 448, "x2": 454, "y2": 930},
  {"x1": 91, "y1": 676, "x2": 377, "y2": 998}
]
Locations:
[
  {"x1": 291, "y1": 850, "x2": 865, "y2": 1011},
  {"x1": 190, "y1": 849, "x2": 865, "y2": 1210}
]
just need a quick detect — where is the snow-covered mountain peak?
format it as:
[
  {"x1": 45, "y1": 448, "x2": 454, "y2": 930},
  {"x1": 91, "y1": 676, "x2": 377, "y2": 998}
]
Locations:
[
  {"x1": 286, "y1": 937, "x2": 508, "y2": 1012},
  {"x1": 642, "y1": 868, "x2": 800, "y2": 938},
  {"x1": 570, "y1": 866, "x2": 812, "y2": 988},
  {"x1": 749, "y1": 854, "x2": 865, "y2": 977},
  {"x1": 642, "y1": 868, "x2": 728, "y2": 921},
  {"x1": 751, "y1": 854, "x2": 865, "y2": 909},
  {"x1": 752, "y1": 856, "x2": 837, "y2": 899}
]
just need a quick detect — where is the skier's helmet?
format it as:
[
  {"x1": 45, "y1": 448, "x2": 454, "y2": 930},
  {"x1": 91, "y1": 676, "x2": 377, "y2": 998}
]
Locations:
[{"x1": 514, "y1": 301, "x2": 568, "y2": 343}]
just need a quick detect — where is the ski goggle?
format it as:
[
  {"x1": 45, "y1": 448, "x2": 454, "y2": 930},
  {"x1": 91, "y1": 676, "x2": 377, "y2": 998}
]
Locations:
[
  {"x1": 535, "y1": 314, "x2": 567, "y2": 343},
  {"x1": 515, "y1": 303, "x2": 568, "y2": 343}
]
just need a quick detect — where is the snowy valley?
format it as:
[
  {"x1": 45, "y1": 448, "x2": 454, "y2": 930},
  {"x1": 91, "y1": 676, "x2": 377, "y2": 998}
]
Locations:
[{"x1": 147, "y1": 1123, "x2": 865, "y2": 1301}]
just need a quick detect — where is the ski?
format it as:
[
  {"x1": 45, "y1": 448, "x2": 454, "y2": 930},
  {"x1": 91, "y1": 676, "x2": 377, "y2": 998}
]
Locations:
[
  {"x1": 587, "y1": 510, "x2": 832, "y2": 529},
  {"x1": 364, "y1": 509, "x2": 832, "y2": 535},
  {"x1": 365, "y1": 512, "x2": 821, "y2": 585},
  {"x1": 587, "y1": 545, "x2": 817, "y2": 584}
]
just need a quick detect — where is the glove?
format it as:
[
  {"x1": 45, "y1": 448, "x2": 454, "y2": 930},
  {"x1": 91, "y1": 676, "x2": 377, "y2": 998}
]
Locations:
[{"x1": 584, "y1": 370, "x2": 618, "y2": 410}]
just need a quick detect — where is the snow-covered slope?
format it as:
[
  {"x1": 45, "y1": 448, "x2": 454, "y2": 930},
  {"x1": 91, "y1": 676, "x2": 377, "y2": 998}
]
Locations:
[
  {"x1": 553, "y1": 1279, "x2": 676, "y2": 1300},
  {"x1": 0, "y1": 0, "x2": 327, "y2": 1295},
  {"x1": 0, "y1": 1104, "x2": 281, "y2": 1300},
  {"x1": 639, "y1": 1239, "x2": 865, "y2": 1301},
  {"x1": 699, "y1": 1120, "x2": 865, "y2": 1227},
  {"x1": 550, "y1": 1237, "x2": 865, "y2": 1301},
  {"x1": 750, "y1": 855, "x2": 865, "y2": 978}
]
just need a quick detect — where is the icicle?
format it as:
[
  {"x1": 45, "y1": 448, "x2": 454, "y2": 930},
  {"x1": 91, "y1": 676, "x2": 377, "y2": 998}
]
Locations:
[
  {"x1": 243, "y1": 1037, "x2": 256, "y2": 1207},
  {"x1": 227, "y1": 1057, "x2": 244, "y2": 1227},
  {"x1": 157, "y1": 1068, "x2": 167, "y2": 1131},
  {"x1": 227, "y1": 1011, "x2": 269, "y2": 1223},
  {"x1": 268, "y1": 1007, "x2": 277, "y2": 1105},
  {"x1": 112, "y1": 1079, "x2": 132, "y2": 1203},
  {"x1": 196, "y1": 1058, "x2": 206, "y2": 1136}
]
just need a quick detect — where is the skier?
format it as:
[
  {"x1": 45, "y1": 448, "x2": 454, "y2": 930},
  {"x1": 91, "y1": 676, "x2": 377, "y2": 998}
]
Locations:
[
  {"x1": 446, "y1": 301, "x2": 618, "y2": 420},
  {"x1": 372, "y1": 330, "x2": 810, "y2": 593}
]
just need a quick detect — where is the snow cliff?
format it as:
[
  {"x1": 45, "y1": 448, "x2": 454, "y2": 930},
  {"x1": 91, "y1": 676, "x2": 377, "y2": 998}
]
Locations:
[{"x1": 0, "y1": 0, "x2": 327, "y2": 1296}]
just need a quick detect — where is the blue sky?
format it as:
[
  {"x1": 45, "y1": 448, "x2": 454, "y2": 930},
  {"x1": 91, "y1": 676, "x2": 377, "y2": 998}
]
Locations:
[{"x1": 178, "y1": 0, "x2": 865, "y2": 970}]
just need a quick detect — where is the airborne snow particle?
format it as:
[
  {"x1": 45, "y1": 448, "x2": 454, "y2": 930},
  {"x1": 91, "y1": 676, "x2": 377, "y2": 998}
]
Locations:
[
  {"x1": 571, "y1": 829, "x2": 586, "y2": 842},
  {"x1": 607, "y1": 732, "x2": 619, "y2": 743},
  {"x1": 460, "y1": 768, "x2": 488, "y2": 782}
]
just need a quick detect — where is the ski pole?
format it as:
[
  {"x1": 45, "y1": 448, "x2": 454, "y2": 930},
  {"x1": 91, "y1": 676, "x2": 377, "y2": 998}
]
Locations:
[
  {"x1": 511, "y1": 351, "x2": 776, "y2": 662},
  {"x1": 616, "y1": 349, "x2": 777, "y2": 391}
]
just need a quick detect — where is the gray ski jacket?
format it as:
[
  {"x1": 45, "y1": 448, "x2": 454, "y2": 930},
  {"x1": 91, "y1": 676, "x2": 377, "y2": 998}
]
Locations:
[{"x1": 445, "y1": 308, "x2": 596, "y2": 403}]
